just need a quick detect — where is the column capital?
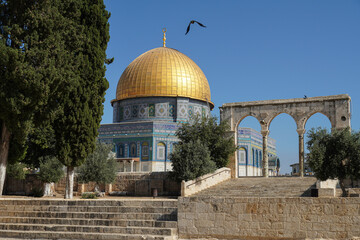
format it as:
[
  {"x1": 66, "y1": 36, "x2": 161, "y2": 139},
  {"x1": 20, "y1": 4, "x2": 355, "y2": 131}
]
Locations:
[
  {"x1": 296, "y1": 129, "x2": 306, "y2": 136},
  {"x1": 261, "y1": 130, "x2": 269, "y2": 137}
]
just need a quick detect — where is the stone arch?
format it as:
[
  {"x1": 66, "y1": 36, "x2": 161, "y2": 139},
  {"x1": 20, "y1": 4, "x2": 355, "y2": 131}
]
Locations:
[
  {"x1": 304, "y1": 111, "x2": 334, "y2": 130},
  {"x1": 268, "y1": 112, "x2": 297, "y2": 130},
  {"x1": 236, "y1": 114, "x2": 262, "y2": 132},
  {"x1": 220, "y1": 94, "x2": 351, "y2": 178}
]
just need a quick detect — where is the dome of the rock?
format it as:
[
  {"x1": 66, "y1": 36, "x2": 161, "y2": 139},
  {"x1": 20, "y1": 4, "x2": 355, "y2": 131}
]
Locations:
[{"x1": 115, "y1": 47, "x2": 213, "y2": 108}]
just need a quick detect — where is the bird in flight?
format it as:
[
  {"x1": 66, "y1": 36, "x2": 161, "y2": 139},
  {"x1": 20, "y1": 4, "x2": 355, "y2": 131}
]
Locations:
[
  {"x1": 304, "y1": 95, "x2": 308, "y2": 99},
  {"x1": 185, "y1": 20, "x2": 206, "y2": 35}
]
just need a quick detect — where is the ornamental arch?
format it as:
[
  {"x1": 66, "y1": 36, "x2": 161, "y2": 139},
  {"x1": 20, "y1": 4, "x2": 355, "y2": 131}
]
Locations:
[{"x1": 220, "y1": 94, "x2": 351, "y2": 177}]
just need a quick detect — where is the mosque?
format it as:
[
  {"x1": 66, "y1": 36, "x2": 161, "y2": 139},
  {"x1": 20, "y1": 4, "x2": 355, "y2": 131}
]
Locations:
[{"x1": 98, "y1": 30, "x2": 279, "y2": 176}]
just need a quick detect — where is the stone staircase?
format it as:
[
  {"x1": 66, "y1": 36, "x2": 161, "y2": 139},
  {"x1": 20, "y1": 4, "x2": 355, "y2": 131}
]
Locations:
[
  {"x1": 194, "y1": 176, "x2": 317, "y2": 197},
  {"x1": 0, "y1": 198, "x2": 178, "y2": 240}
]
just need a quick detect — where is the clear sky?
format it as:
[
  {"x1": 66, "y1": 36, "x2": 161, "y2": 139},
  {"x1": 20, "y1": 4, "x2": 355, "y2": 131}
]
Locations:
[{"x1": 102, "y1": 0, "x2": 360, "y2": 174}]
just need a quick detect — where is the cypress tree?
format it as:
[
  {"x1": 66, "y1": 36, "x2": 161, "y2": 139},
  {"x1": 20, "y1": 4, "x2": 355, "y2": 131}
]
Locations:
[{"x1": 52, "y1": 0, "x2": 110, "y2": 199}]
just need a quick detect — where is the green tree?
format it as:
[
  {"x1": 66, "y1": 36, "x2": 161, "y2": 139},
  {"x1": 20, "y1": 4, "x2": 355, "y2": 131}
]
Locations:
[
  {"x1": 0, "y1": 0, "x2": 63, "y2": 195},
  {"x1": 170, "y1": 140, "x2": 216, "y2": 182},
  {"x1": 175, "y1": 116, "x2": 237, "y2": 168},
  {"x1": 0, "y1": 0, "x2": 111, "y2": 199},
  {"x1": 37, "y1": 156, "x2": 64, "y2": 196},
  {"x1": 77, "y1": 142, "x2": 117, "y2": 188},
  {"x1": 51, "y1": 0, "x2": 111, "y2": 199},
  {"x1": 306, "y1": 127, "x2": 360, "y2": 196}
]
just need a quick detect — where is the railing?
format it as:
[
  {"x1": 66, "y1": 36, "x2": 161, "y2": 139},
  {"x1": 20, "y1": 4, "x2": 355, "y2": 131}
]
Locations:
[{"x1": 181, "y1": 167, "x2": 231, "y2": 197}]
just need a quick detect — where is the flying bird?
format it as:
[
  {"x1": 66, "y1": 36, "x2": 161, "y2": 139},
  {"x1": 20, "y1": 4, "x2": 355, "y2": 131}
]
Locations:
[
  {"x1": 304, "y1": 95, "x2": 308, "y2": 99},
  {"x1": 185, "y1": 20, "x2": 206, "y2": 35}
]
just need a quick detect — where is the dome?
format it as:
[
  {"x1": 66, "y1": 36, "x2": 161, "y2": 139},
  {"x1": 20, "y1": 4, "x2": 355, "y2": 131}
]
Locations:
[{"x1": 115, "y1": 47, "x2": 213, "y2": 108}]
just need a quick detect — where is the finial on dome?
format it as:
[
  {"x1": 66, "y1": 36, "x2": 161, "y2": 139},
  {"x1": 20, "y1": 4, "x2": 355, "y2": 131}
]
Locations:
[{"x1": 162, "y1": 28, "x2": 167, "y2": 47}]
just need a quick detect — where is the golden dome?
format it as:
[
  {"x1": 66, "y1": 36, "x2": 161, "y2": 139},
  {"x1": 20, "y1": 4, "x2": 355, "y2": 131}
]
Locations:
[{"x1": 115, "y1": 47, "x2": 213, "y2": 108}]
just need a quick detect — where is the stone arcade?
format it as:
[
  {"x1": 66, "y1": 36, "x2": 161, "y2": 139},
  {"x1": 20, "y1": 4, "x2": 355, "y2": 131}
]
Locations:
[{"x1": 220, "y1": 94, "x2": 351, "y2": 177}]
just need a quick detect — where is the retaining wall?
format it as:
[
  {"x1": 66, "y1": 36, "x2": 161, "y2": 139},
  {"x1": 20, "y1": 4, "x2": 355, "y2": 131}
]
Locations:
[
  {"x1": 178, "y1": 196, "x2": 360, "y2": 239},
  {"x1": 57, "y1": 172, "x2": 180, "y2": 196}
]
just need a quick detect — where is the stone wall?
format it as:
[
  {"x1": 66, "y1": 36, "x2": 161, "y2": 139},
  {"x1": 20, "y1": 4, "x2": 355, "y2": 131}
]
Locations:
[
  {"x1": 178, "y1": 196, "x2": 360, "y2": 239},
  {"x1": 55, "y1": 172, "x2": 180, "y2": 196},
  {"x1": 110, "y1": 172, "x2": 180, "y2": 196},
  {"x1": 4, "y1": 174, "x2": 43, "y2": 196}
]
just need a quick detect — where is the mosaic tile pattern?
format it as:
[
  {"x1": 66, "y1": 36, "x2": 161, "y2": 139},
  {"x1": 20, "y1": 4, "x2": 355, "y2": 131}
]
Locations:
[
  {"x1": 124, "y1": 106, "x2": 131, "y2": 120},
  {"x1": 169, "y1": 104, "x2": 175, "y2": 117},
  {"x1": 149, "y1": 104, "x2": 155, "y2": 117},
  {"x1": 138, "y1": 104, "x2": 147, "y2": 118},
  {"x1": 188, "y1": 105, "x2": 193, "y2": 118},
  {"x1": 132, "y1": 105, "x2": 138, "y2": 118},
  {"x1": 156, "y1": 103, "x2": 168, "y2": 117},
  {"x1": 178, "y1": 104, "x2": 187, "y2": 118}
]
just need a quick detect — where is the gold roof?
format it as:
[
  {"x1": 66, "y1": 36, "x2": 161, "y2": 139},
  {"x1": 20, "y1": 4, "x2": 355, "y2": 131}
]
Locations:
[{"x1": 115, "y1": 47, "x2": 213, "y2": 108}]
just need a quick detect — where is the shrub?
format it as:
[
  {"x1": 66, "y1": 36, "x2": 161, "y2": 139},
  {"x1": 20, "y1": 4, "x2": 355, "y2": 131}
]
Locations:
[
  {"x1": 307, "y1": 127, "x2": 360, "y2": 196},
  {"x1": 81, "y1": 192, "x2": 97, "y2": 199},
  {"x1": 30, "y1": 187, "x2": 44, "y2": 198},
  {"x1": 77, "y1": 142, "x2": 117, "y2": 185},
  {"x1": 176, "y1": 116, "x2": 236, "y2": 168},
  {"x1": 170, "y1": 139, "x2": 216, "y2": 182},
  {"x1": 6, "y1": 162, "x2": 27, "y2": 180},
  {"x1": 37, "y1": 156, "x2": 64, "y2": 183}
]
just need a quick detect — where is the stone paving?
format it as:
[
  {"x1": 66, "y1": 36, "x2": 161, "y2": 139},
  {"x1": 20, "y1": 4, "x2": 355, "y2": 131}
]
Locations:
[{"x1": 194, "y1": 176, "x2": 317, "y2": 197}]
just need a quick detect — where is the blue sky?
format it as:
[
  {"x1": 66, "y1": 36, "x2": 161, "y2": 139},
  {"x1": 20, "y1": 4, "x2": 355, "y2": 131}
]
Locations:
[{"x1": 102, "y1": 0, "x2": 360, "y2": 174}]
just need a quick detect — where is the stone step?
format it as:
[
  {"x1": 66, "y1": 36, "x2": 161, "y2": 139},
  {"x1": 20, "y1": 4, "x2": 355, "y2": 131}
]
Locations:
[
  {"x1": 0, "y1": 230, "x2": 176, "y2": 240},
  {"x1": 194, "y1": 177, "x2": 317, "y2": 197},
  {"x1": 0, "y1": 199, "x2": 178, "y2": 207},
  {"x1": 0, "y1": 223, "x2": 177, "y2": 236},
  {"x1": 0, "y1": 217, "x2": 177, "y2": 228},
  {"x1": 0, "y1": 211, "x2": 177, "y2": 221},
  {"x1": 1, "y1": 205, "x2": 177, "y2": 214}
]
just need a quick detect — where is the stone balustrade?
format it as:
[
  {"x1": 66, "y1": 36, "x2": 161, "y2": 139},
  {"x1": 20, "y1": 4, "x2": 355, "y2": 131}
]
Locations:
[{"x1": 181, "y1": 167, "x2": 231, "y2": 197}]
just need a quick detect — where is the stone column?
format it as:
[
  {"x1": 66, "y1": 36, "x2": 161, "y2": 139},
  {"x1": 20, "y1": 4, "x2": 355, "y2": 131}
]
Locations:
[
  {"x1": 297, "y1": 129, "x2": 306, "y2": 177},
  {"x1": 130, "y1": 160, "x2": 134, "y2": 172},
  {"x1": 261, "y1": 130, "x2": 269, "y2": 178}
]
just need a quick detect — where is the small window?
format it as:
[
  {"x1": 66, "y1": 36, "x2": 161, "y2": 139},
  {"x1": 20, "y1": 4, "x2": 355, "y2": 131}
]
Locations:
[
  {"x1": 117, "y1": 144, "x2": 125, "y2": 158},
  {"x1": 157, "y1": 142, "x2": 166, "y2": 160},
  {"x1": 130, "y1": 143, "x2": 137, "y2": 157},
  {"x1": 142, "y1": 142, "x2": 149, "y2": 160}
]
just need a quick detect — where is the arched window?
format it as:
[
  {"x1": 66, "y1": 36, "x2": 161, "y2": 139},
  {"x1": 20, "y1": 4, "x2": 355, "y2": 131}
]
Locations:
[
  {"x1": 252, "y1": 148, "x2": 254, "y2": 166},
  {"x1": 141, "y1": 142, "x2": 149, "y2": 160},
  {"x1": 117, "y1": 144, "x2": 125, "y2": 158},
  {"x1": 238, "y1": 147, "x2": 246, "y2": 164},
  {"x1": 129, "y1": 143, "x2": 137, "y2": 157},
  {"x1": 157, "y1": 142, "x2": 166, "y2": 160},
  {"x1": 255, "y1": 150, "x2": 259, "y2": 167}
]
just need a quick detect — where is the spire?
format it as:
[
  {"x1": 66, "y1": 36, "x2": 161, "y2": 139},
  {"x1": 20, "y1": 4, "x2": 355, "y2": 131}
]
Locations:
[{"x1": 162, "y1": 28, "x2": 166, "y2": 47}]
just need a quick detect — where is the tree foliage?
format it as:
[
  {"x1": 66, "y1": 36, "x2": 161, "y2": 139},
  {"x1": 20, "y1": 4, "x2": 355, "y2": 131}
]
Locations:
[
  {"x1": 0, "y1": 0, "x2": 64, "y2": 195},
  {"x1": 6, "y1": 162, "x2": 27, "y2": 180},
  {"x1": 170, "y1": 139, "x2": 216, "y2": 182},
  {"x1": 37, "y1": 156, "x2": 64, "y2": 183},
  {"x1": 306, "y1": 127, "x2": 360, "y2": 196},
  {"x1": 175, "y1": 116, "x2": 236, "y2": 168},
  {"x1": 77, "y1": 142, "x2": 117, "y2": 185},
  {"x1": 0, "y1": 0, "x2": 111, "y2": 198},
  {"x1": 47, "y1": 0, "x2": 111, "y2": 199}
]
